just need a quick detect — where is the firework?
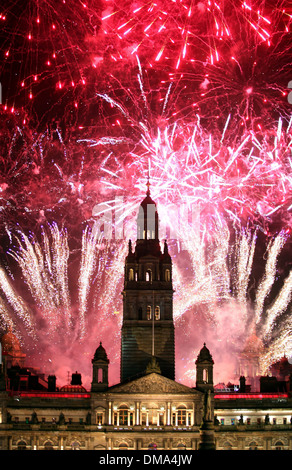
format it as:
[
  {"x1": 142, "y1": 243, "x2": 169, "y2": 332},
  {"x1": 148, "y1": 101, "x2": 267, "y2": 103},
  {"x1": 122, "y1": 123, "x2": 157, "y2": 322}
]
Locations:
[{"x1": 0, "y1": 0, "x2": 291, "y2": 387}]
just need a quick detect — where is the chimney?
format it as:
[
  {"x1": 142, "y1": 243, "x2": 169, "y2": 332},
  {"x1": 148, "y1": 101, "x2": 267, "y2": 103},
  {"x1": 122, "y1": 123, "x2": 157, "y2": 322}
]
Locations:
[{"x1": 48, "y1": 375, "x2": 56, "y2": 392}]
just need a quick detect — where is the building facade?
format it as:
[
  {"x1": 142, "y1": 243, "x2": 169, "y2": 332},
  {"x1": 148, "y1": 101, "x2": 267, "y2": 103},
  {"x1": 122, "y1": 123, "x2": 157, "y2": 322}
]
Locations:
[{"x1": 0, "y1": 188, "x2": 292, "y2": 450}]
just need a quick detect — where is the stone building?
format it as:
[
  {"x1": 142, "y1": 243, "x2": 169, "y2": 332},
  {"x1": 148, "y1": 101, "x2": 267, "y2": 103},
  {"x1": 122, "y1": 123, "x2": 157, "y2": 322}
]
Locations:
[{"x1": 0, "y1": 187, "x2": 291, "y2": 450}]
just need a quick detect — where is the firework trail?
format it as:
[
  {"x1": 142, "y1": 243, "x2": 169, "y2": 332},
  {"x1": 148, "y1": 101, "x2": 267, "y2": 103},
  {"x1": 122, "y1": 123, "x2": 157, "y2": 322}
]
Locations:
[{"x1": 0, "y1": 0, "x2": 291, "y2": 385}]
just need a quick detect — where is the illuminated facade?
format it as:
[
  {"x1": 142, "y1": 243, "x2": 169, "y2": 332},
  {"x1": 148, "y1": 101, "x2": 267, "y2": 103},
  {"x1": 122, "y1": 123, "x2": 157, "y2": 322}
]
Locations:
[{"x1": 0, "y1": 191, "x2": 292, "y2": 450}]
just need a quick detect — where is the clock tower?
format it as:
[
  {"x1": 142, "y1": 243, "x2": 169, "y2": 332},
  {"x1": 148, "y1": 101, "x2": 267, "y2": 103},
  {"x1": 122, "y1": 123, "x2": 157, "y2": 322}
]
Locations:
[{"x1": 121, "y1": 184, "x2": 175, "y2": 382}]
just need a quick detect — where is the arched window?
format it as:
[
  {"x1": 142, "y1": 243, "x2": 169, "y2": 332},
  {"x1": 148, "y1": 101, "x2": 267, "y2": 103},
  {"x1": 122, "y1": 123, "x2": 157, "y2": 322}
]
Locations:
[
  {"x1": 275, "y1": 441, "x2": 284, "y2": 450},
  {"x1": 146, "y1": 270, "x2": 152, "y2": 282},
  {"x1": 203, "y1": 368, "x2": 208, "y2": 382},
  {"x1": 249, "y1": 441, "x2": 258, "y2": 450},
  {"x1": 128, "y1": 269, "x2": 134, "y2": 281},
  {"x1": 114, "y1": 405, "x2": 133, "y2": 426},
  {"x1": 223, "y1": 441, "x2": 232, "y2": 450},
  {"x1": 119, "y1": 442, "x2": 128, "y2": 450},
  {"x1": 155, "y1": 306, "x2": 160, "y2": 320},
  {"x1": 177, "y1": 443, "x2": 187, "y2": 450},
  {"x1": 71, "y1": 441, "x2": 81, "y2": 450},
  {"x1": 147, "y1": 305, "x2": 152, "y2": 320},
  {"x1": 98, "y1": 368, "x2": 103, "y2": 383},
  {"x1": 44, "y1": 441, "x2": 54, "y2": 450},
  {"x1": 17, "y1": 440, "x2": 27, "y2": 450},
  {"x1": 148, "y1": 442, "x2": 157, "y2": 450},
  {"x1": 165, "y1": 269, "x2": 171, "y2": 282}
]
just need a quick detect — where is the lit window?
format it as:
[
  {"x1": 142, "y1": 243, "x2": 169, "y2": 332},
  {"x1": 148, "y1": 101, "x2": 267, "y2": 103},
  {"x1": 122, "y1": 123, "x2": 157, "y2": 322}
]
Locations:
[
  {"x1": 128, "y1": 269, "x2": 134, "y2": 281},
  {"x1": 155, "y1": 306, "x2": 160, "y2": 320},
  {"x1": 96, "y1": 413, "x2": 103, "y2": 425},
  {"x1": 147, "y1": 305, "x2": 152, "y2": 320},
  {"x1": 165, "y1": 269, "x2": 171, "y2": 282},
  {"x1": 146, "y1": 270, "x2": 152, "y2": 282},
  {"x1": 177, "y1": 408, "x2": 187, "y2": 425}
]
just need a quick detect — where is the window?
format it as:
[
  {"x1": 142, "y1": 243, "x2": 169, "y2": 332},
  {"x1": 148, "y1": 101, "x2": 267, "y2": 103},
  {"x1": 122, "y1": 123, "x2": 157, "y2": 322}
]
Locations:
[
  {"x1": 119, "y1": 409, "x2": 128, "y2": 425},
  {"x1": 138, "y1": 307, "x2": 143, "y2": 320},
  {"x1": 128, "y1": 269, "x2": 134, "y2": 281},
  {"x1": 119, "y1": 442, "x2": 128, "y2": 450},
  {"x1": 249, "y1": 441, "x2": 258, "y2": 450},
  {"x1": 165, "y1": 269, "x2": 171, "y2": 282},
  {"x1": 177, "y1": 408, "x2": 187, "y2": 425},
  {"x1": 44, "y1": 441, "x2": 54, "y2": 450},
  {"x1": 172, "y1": 406, "x2": 188, "y2": 426},
  {"x1": 223, "y1": 442, "x2": 232, "y2": 450},
  {"x1": 155, "y1": 306, "x2": 160, "y2": 320},
  {"x1": 96, "y1": 413, "x2": 103, "y2": 425},
  {"x1": 203, "y1": 368, "x2": 208, "y2": 382},
  {"x1": 275, "y1": 441, "x2": 284, "y2": 450},
  {"x1": 147, "y1": 305, "x2": 152, "y2": 320},
  {"x1": 71, "y1": 441, "x2": 81, "y2": 450},
  {"x1": 177, "y1": 443, "x2": 186, "y2": 450},
  {"x1": 116, "y1": 406, "x2": 133, "y2": 426},
  {"x1": 17, "y1": 440, "x2": 27, "y2": 451},
  {"x1": 146, "y1": 270, "x2": 152, "y2": 282},
  {"x1": 148, "y1": 442, "x2": 157, "y2": 450}
]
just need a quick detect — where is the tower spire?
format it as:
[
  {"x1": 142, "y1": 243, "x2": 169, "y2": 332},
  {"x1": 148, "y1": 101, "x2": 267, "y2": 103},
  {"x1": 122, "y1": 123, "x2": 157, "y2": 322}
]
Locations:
[{"x1": 146, "y1": 168, "x2": 150, "y2": 197}]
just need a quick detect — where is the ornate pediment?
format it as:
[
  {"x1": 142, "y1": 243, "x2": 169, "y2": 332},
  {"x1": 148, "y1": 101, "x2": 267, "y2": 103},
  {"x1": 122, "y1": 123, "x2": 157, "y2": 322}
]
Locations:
[{"x1": 109, "y1": 373, "x2": 199, "y2": 395}]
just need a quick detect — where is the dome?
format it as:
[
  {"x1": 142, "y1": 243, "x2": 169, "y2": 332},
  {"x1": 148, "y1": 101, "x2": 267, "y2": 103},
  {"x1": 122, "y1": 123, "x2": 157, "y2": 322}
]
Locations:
[
  {"x1": 60, "y1": 384, "x2": 87, "y2": 393},
  {"x1": 1, "y1": 328, "x2": 25, "y2": 357},
  {"x1": 196, "y1": 343, "x2": 214, "y2": 364},
  {"x1": 242, "y1": 333, "x2": 264, "y2": 355},
  {"x1": 93, "y1": 342, "x2": 109, "y2": 362}
]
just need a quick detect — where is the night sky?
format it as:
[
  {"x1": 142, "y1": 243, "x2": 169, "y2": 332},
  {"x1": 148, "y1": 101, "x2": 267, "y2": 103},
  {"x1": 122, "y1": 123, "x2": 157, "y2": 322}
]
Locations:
[{"x1": 0, "y1": 0, "x2": 291, "y2": 388}]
